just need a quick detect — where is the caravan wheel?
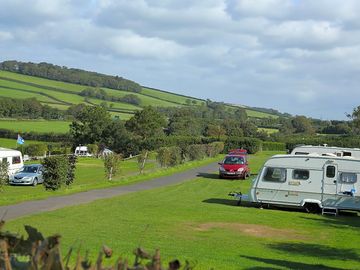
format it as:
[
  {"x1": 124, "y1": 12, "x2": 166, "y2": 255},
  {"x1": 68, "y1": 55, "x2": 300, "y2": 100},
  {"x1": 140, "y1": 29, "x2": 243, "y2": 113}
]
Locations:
[{"x1": 304, "y1": 203, "x2": 321, "y2": 214}]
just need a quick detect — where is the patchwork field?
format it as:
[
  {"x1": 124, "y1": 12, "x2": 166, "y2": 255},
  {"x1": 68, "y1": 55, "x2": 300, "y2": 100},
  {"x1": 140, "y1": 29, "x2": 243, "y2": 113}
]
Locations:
[
  {"x1": 10, "y1": 152, "x2": 360, "y2": 269},
  {"x1": 0, "y1": 70, "x2": 278, "y2": 120},
  {"x1": 0, "y1": 119, "x2": 71, "y2": 133}
]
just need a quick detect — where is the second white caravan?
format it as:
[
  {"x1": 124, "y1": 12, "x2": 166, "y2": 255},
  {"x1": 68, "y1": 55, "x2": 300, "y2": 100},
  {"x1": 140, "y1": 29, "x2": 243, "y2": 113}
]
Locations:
[{"x1": 235, "y1": 154, "x2": 360, "y2": 213}]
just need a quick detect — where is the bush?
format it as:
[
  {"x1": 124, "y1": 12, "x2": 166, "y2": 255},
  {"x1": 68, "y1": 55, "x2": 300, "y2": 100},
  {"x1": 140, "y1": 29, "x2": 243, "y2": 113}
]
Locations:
[
  {"x1": 206, "y1": 142, "x2": 225, "y2": 157},
  {"x1": 0, "y1": 161, "x2": 9, "y2": 191},
  {"x1": 224, "y1": 137, "x2": 262, "y2": 154},
  {"x1": 157, "y1": 146, "x2": 182, "y2": 167},
  {"x1": 42, "y1": 155, "x2": 69, "y2": 191},
  {"x1": 24, "y1": 144, "x2": 47, "y2": 157},
  {"x1": 87, "y1": 144, "x2": 99, "y2": 156},
  {"x1": 104, "y1": 153, "x2": 122, "y2": 180},
  {"x1": 66, "y1": 155, "x2": 77, "y2": 186},
  {"x1": 185, "y1": 144, "x2": 207, "y2": 161}
]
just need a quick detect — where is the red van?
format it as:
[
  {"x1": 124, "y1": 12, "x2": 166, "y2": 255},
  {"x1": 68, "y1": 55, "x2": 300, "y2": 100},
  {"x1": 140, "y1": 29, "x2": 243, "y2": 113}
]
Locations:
[{"x1": 218, "y1": 150, "x2": 250, "y2": 179}]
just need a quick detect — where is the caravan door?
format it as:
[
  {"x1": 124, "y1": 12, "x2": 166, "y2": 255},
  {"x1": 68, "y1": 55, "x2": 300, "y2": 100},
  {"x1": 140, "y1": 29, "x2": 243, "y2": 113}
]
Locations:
[{"x1": 322, "y1": 163, "x2": 338, "y2": 206}]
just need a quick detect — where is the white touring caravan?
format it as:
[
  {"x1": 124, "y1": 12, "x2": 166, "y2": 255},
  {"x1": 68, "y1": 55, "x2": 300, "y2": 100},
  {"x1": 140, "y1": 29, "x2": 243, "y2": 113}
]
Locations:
[
  {"x1": 0, "y1": 147, "x2": 24, "y2": 175},
  {"x1": 74, "y1": 146, "x2": 92, "y2": 157},
  {"x1": 233, "y1": 154, "x2": 360, "y2": 215},
  {"x1": 291, "y1": 145, "x2": 360, "y2": 158}
]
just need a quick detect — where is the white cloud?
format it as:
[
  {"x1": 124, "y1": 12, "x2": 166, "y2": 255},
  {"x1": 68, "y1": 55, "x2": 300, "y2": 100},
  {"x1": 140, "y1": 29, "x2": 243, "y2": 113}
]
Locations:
[{"x1": 1, "y1": 0, "x2": 360, "y2": 119}]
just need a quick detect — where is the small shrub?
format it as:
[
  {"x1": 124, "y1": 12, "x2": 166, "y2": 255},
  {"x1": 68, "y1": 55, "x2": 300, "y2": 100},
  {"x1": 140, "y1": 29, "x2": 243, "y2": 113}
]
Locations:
[
  {"x1": 262, "y1": 141, "x2": 286, "y2": 151},
  {"x1": 0, "y1": 161, "x2": 9, "y2": 191},
  {"x1": 157, "y1": 146, "x2": 182, "y2": 167},
  {"x1": 66, "y1": 155, "x2": 77, "y2": 186},
  {"x1": 87, "y1": 144, "x2": 99, "y2": 157},
  {"x1": 137, "y1": 150, "x2": 149, "y2": 174},
  {"x1": 24, "y1": 144, "x2": 47, "y2": 157},
  {"x1": 42, "y1": 155, "x2": 69, "y2": 191},
  {"x1": 185, "y1": 144, "x2": 207, "y2": 161},
  {"x1": 104, "y1": 153, "x2": 122, "y2": 180},
  {"x1": 206, "y1": 142, "x2": 225, "y2": 157}
]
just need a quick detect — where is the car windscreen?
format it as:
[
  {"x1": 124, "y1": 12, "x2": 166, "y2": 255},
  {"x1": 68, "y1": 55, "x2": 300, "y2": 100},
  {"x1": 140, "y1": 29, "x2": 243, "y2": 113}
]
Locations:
[
  {"x1": 21, "y1": 166, "x2": 38, "y2": 173},
  {"x1": 223, "y1": 156, "x2": 244, "y2": 165}
]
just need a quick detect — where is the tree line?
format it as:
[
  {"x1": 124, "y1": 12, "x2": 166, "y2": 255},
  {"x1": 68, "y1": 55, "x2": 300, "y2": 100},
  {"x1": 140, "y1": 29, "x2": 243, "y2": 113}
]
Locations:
[
  {"x1": 79, "y1": 88, "x2": 141, "y2": 105},
  {"x1": 0, "y1": 60, "x2": 142, "y2": 93}
]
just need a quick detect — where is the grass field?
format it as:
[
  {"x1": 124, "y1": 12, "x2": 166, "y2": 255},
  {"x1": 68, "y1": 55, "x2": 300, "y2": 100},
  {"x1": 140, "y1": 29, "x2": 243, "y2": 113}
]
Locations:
[
  {"x1": 142, "y1": 87, "x2": 202, "y2": 105},
  {"x1": 0, "y1": 137, "x2": 48, "y2": 148},
  {"x1": 0, "y1": 70, "x2": 280, "y2": 120},
  {"x1": 0, "y1": 119, "x2": 70, "y2": 133},
  {"x1": 246, "y1": 108, "x2": 279, "y2": 119},
  {"x1": 6, "y1": 151, "x2": 360, "y2": 269},
  {"x1": 0, "y1": 154, "x2": 223, "y2": 206},
  {"x1": 258, "y1": 127, "x2": 279, "y2": 134}
]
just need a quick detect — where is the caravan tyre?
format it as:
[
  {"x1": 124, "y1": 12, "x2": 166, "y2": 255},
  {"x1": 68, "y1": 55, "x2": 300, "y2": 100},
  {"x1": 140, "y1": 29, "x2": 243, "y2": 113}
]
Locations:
[{"x1": 304, "y1": 203, "x2": 320, "y2": 214}]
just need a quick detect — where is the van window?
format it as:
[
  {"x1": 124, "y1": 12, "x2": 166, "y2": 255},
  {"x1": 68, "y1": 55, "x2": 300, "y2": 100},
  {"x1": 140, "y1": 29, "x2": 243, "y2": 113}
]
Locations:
[
  {"x1": 264, "y1": 167, "x2": 286, "y2": 182},
  {"x1": 12, "y1": 156, "x2": 21, "y2": 164},
  {"x1": 340, "y1": 172, "x2": 357, "y2": 184},
  {"x1": 293, "y1": 169, "x2": 309, "y2": 180},
  {"x1": 326, "y1": 166, "x2": 336, "y2": 178}
]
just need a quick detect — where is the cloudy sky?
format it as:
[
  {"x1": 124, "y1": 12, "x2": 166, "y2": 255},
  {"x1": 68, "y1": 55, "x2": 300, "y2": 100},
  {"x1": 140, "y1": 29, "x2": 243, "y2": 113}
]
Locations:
[{"x1": 1, "y1": 0, "x2": 359, "y2": 119}]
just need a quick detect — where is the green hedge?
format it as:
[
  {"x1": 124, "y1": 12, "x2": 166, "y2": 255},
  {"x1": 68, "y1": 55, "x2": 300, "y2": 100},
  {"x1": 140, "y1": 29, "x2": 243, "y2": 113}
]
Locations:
[
  {"x1": 262, "y1": 141, "x2": 286, "y2": 151},
  {"x1": 224, "y1": 137, "x2": 262, "y2": 154}
]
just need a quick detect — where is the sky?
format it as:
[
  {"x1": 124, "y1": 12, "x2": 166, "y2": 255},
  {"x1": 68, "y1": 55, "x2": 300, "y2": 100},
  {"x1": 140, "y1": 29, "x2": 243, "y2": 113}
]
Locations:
[{"x1": 0, "y1": 0, "x2": 359, "y2": 120}]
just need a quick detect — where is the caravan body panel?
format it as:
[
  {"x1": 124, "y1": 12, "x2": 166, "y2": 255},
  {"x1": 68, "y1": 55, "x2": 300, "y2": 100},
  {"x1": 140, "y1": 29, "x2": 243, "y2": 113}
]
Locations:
[
  {"x1": 0, "y1": 147, "x2": 24, "y2": 175},
  {"x1": 250, "y1": 154, "x2": 360, "y2": 211}
]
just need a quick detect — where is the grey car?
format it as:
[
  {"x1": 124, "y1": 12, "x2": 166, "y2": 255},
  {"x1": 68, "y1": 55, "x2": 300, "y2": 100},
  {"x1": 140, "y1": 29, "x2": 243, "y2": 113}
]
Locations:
[{"x1": 9, "y1": 164, "x2": 44, "y2": 186}]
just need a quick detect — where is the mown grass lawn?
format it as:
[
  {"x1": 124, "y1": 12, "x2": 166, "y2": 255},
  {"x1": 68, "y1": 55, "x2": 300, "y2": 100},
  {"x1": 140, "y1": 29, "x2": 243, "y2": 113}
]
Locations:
[
  {"x1": 0, "y1": 154, "x2": 224, "y2": 206},
  {"x1": 0, "y1": 137, "x2": 49, "y2": 148},
  {"x1": 12, "y1": 152, "x2": 360, "y2": 269}
]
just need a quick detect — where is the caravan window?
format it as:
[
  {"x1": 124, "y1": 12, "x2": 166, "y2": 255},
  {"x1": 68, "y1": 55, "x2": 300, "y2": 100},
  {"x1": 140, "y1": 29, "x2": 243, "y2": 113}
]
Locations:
[
  {"x1": 326, "y1": 166, "x2": 336, "y2": 178},
  {"x1": 12, "y1": 156, "x2": 21, "y2": 164},
  {"x1": 340, "y1": 172, "x2": 357, "y2": 184},
  {"x1": 264, "y1": 167, "x2": 286, "y2": 183},
  {"x1": 343, "y1": 152, "x2": 352, "y2": 157},
  {"x1": 293, "y1": 169, "x2": 309, "y2": 180},
  {"x1": 295, "y1": 152, "x2": 309, "y2": 155}
]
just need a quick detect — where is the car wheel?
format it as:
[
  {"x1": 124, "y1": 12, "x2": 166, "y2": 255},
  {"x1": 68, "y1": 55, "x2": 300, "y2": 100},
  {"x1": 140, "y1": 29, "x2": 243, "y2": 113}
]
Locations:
[{"x1": 33, "y1": 178, "x2": 38, "y2": 186}]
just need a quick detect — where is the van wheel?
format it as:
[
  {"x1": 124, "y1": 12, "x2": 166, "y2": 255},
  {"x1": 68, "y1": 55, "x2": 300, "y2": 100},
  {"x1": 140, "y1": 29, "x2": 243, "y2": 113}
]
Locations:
[
  {"x1": 33, "y1": 178, "x2": 38, "y2": 187},
  {"x1": 304, "y1": 203, "x2": 320, "y2": 214}
]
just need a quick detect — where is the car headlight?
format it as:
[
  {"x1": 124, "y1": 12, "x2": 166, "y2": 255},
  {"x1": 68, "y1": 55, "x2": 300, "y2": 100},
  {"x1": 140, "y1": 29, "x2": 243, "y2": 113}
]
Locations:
[
  {"x1": 219, "y1": 166, "x2": 225, "y2": 172},
  {"x1": 237, "y1": 168, "x2": 244, "y2": 172}
]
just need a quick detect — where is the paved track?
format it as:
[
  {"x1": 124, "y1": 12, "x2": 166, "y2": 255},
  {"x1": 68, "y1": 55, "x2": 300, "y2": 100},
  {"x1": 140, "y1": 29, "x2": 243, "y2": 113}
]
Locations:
[{"x1": 0, "y1": 162, "x2": 218, "y2": 220}]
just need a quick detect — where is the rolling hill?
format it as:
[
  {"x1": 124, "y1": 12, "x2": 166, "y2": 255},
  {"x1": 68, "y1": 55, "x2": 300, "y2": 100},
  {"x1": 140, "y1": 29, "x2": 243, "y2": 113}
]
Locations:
[{"x1": 0, "y1": 66, "x2": 279, "y2": 121}]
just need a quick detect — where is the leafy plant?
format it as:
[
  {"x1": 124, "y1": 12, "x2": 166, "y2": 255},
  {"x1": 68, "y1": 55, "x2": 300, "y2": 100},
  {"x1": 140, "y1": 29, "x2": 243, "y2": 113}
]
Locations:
[
  {"x1": 104, "y1": 153, "x2": 122, "y2": 180},
  {"x1": 66, "y1": 155, "x2": 77, "y2": 186},
  {"x1": 0, "y1": 161, "x2": 9, "y2": 191},
  {"x1": 42, "y1": 155, "x2": 69, "y2": 191}
]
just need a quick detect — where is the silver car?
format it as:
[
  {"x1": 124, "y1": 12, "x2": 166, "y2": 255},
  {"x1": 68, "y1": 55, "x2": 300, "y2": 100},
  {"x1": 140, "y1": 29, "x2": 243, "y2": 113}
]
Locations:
[{"x1": 9, "y1": 164, "x2": 44, "y2": 186}]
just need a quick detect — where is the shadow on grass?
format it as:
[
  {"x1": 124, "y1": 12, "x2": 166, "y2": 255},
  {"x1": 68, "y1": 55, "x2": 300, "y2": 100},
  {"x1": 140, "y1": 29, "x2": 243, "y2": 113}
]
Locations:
[
  {"x1": 196, "y1": 173, "x2": 220, "y2": 179},
  {"x1": 242, "y1": 255, "x2": 344, "y2": 270},
  {"x1": 301, "y1": 214, "x2": 360, "y2": 229},
  {"x1": 202, "y1": 198, "x2": 239, "y2": 206},
  {"x1": 268, "y1": 242, "x2": 360, "y2": 261}
]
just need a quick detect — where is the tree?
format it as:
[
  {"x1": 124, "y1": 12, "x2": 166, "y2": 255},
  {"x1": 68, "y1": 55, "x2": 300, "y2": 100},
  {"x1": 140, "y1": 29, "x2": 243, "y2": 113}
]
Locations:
[
  {"x1": 292, "y1": 116, "x2": 315, "y2": 134},
  {"x1": 205, "y1": 124, "x2": 226, "y2": 139},
  {"x1": 70, "y1": 105, "x2": 113, "y2": 146},
  {"x1": 137, "y1": 150, "x2": 149, "y2": 174},
  {"x1": 104, "y1": 153, "x2": 122, "y2": 180},
  {"x1": 125, "y1": 106, "x2": 166, "y2": 139}
]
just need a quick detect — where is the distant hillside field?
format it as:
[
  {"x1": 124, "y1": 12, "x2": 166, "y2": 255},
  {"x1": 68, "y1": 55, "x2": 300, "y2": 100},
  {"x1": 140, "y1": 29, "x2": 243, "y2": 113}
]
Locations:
[
  {"x1": 0, "y1": 69, "x2": 279, "y2": 120},
  {"x1": 0, "y1": 120, "x2": 70, "y2": 134}
]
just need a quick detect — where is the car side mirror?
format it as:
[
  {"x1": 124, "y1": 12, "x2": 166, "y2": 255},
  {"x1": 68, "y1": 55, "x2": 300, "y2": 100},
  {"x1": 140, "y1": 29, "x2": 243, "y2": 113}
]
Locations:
[{"x1": 218, "y1": 162, "x2": 223, "y2": 165}]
